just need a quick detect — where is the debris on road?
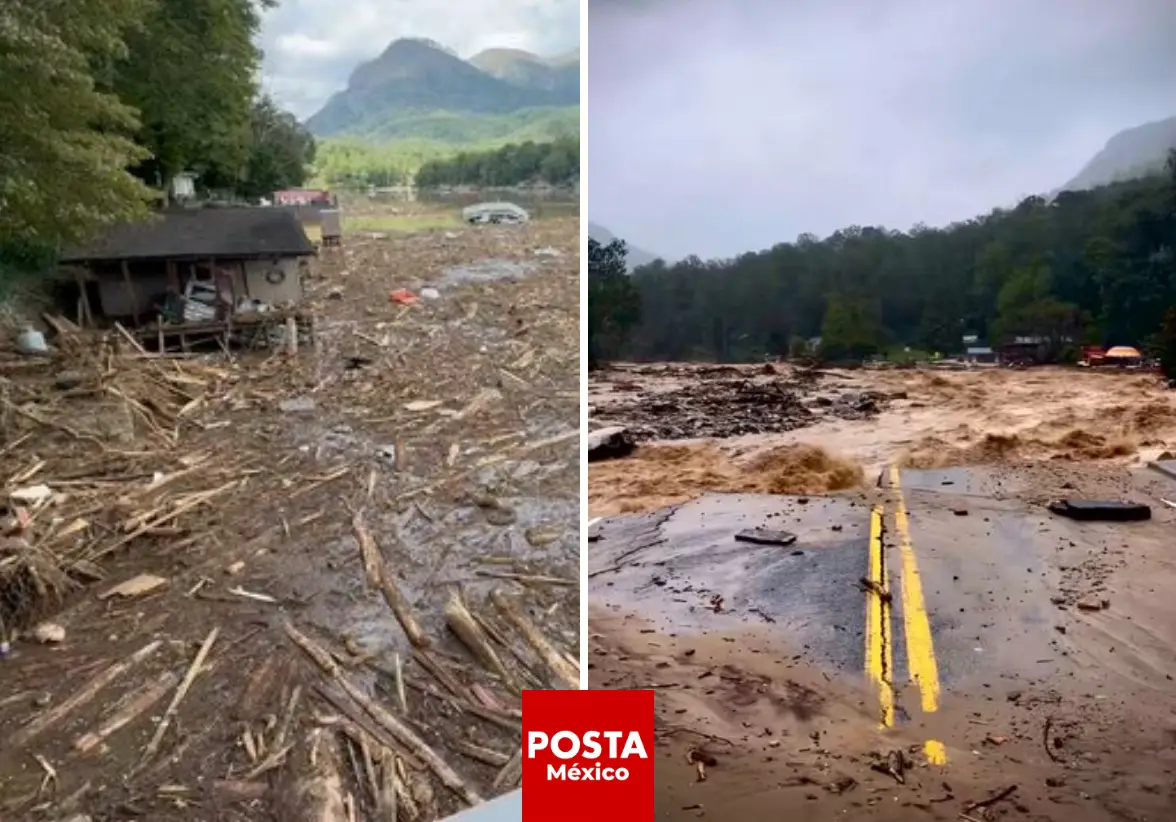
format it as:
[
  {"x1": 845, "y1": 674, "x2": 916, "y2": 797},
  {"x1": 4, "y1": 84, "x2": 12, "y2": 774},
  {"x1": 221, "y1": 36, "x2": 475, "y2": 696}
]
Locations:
[
  {"x1": 734, "y1": 527, "x2": 798, "y2": 547},
  {"x1": 1047, "y1": 499, "x2": 1152, "y2": 521},
  {"x1": 857, "y1": 577, "x2": 893, "y2": 604},
  {"x1": 962, "y1": 784, "x2": 1018, "y2": 815},
  {"x1": 868, "y1": 749, "x2": 907, "y2": 784}
]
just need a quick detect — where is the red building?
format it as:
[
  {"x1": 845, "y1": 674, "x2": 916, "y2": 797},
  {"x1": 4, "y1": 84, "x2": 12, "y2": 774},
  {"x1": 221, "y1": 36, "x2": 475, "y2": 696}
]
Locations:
[{"x1": 273, "y1": 188, "x2": 333, "y2": 206}]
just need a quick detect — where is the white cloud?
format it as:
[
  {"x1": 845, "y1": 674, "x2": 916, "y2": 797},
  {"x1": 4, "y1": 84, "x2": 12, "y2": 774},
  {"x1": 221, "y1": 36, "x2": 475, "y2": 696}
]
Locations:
[
  {"x1": 274, "y1": 34, "x2": 343, "y2": 60},
  {"x1": 259, "y1": 0, "x2": 579, "y2": 119}
]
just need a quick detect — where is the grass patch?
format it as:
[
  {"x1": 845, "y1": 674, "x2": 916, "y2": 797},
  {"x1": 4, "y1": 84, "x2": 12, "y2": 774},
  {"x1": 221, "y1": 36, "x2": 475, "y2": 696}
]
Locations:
[{"x1": 344, "y1": 213, "x2": 462, "y2": 233}]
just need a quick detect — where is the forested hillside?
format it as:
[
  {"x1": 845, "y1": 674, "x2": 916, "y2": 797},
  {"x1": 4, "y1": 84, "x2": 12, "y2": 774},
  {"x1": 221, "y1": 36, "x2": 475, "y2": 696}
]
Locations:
[
  {"x1": 415, "y1": 137, "x2": 578, "y2": 188},
  {"x1": 1, "y1": 0, "x2": 314, "y2": 273},
  {"x1": 590, "y1": 153, "x2": 1176, "y2": 365}
]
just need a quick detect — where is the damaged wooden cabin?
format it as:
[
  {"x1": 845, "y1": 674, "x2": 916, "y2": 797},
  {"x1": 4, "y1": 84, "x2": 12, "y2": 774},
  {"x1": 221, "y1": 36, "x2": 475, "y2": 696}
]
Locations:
[{"x1": 59, "y1": 206, "x2": 317, "y2": 352}]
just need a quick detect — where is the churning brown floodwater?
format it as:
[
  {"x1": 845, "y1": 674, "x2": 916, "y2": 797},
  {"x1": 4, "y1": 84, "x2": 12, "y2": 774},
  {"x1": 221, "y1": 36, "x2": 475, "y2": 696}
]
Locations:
[{"x1": 588, "y1": 364, "x2": 1176, "y2": 516}]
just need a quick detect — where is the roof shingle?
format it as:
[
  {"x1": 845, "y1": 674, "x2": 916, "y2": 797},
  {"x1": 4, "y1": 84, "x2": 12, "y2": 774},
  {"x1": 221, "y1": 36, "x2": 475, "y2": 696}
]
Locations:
[{"x1": 60, "y1": 207, "x2": 315, "y2": 264}]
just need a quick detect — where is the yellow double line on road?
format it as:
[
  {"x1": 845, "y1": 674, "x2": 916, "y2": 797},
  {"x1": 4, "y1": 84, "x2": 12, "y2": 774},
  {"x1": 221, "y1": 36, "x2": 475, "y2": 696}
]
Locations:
[{"x1": 862, "y1": 466, "x2": 946, "y2": 765}]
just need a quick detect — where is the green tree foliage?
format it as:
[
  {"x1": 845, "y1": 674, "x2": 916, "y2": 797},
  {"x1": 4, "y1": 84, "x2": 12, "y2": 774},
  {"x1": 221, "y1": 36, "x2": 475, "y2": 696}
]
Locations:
[
  {"x1": 110, "y1": 0, "x2": 271, "y2": 187},
  {"x1": 1, "y1": 0, "x2": 304, "y2": 264},
  {"x1": 415, "y1": 137, "x2": 579, "y2": 188},
  {"x1": 0, "y1": 0, "x2": 154, "y2": 247},
  {"x1": 819, "y1": 295, "x2": 884, "y2": 361},
  {"x1": 1159, "y1": 307, "x2": 1176, "y2": 380},
  {"x1": 588, "y1": 238, "x2": 642, "y2": 368},
  {"x1": 598, "y1": 154, "x2": 1176, "y2": 364},
  {"x1": 312, "y1": 139, "x2": 483, "y2": 188},
  {"x1": 303, "y1": 110, "x2": 582, "y2": 193},
  {"x1": 988, "y1": 265, "x2": 1088, "y2": 357},
  {"x1": 237, "y1": 95, "x2": 317, "y2": 200}
]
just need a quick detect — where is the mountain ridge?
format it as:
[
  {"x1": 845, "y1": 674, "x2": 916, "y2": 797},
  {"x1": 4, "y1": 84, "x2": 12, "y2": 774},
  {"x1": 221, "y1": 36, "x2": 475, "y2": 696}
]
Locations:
[
  {"x1": 588, "y1": 222, "x2": 664, "y2": 271},
  {"x1": 1060, "y1": 115, "x2": 1176, "y2": 192},
  {"x1": 307, "y1": 38, "x2": 579, "y2": 140}
]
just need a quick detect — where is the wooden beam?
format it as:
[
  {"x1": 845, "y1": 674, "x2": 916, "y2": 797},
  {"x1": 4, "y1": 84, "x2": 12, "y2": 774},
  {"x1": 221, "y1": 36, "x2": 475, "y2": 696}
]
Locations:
[
  {"x1": 121, "y1": 260, "x2": 140, "y2": 326},
  {"x1": 75, "y1": 268, "x2": 94, "y2": 327}
]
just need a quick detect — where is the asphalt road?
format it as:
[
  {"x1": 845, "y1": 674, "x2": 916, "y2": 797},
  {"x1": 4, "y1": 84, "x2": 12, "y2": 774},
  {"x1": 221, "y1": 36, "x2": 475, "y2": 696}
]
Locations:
[{"x1": 587, "y1": 464, "x2": 1171, "y2": 765}]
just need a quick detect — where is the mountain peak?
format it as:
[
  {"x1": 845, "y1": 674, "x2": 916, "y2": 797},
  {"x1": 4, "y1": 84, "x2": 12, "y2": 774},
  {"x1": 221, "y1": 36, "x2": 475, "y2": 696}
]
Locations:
[
  {"x1": 1059, "y1": 115, "x2": 1176, "y2": 192},
  {"x1": 549, "y1": 48, "x2": 580, "y2": 67},
  {"x1": 395, "y1": 37, "x2": 456, "y2": 56},
  {"x1": 307, "y1": 36, "x2": 580, "y2": 138},
  {"x1": 588, "y1": 222, "x2": 664, "y2": 272},
  {"x1": 468, "y1": 47, "x2": 578, "y2": 93}
]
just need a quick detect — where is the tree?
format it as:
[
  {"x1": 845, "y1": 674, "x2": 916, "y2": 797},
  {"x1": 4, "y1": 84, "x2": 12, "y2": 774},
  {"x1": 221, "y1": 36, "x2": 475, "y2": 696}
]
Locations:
[
  {"x1": 819, "y1": 294, "x2": 883, "y2": 361},
  {"x1": 236, "y1": 96, "x2": 317, "y2": 200},
  {"x1": 594, "y1": 160, "x2": 1175, "y2": 367},
  {"x1": 588, "y1": 238, "x2": 641, "y2": 368},
  {"x1": 1160, "y1": 307, "x2": 1176, "y2": 381},
  {"x1": 110, "y1": 0, "x2": 272, "y2": 188},
  {"x1": 414, "y1": 137, "x2": 579, "y2": 188},
  {"x1": 0, "y1": 0, "x2": 154, "y2": 247}
]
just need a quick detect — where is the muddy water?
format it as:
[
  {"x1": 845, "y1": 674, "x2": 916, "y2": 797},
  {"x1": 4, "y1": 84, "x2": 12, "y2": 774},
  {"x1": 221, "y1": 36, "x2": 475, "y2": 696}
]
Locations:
[
  {"x1": 435, "y1": 259, "x2": 539, "y2": 289},
  {"x1": 589, "y1": 364, "x2": 1176, "y2": 515}
]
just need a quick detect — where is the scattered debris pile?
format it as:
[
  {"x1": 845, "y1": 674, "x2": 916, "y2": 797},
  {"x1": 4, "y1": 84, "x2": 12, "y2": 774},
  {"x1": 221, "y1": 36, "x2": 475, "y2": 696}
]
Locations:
[
  {"x1": 0, "y1": 213, "x2": 582, "y2": 821},
  {"x1": 593, "y1": 373, "x2": 889, "y2": 441},
  {"x1": 272, "y1": 513, "x2": 579, "y2": 819},
  {"x1": 0, "y1": 319, "x2": 236, "y2": 631}
]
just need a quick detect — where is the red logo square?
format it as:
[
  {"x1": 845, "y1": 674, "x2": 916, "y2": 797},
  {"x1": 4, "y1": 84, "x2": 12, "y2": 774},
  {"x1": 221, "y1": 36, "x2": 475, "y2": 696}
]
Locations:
[{"x1": 522, "y1": 689, "x2": 654, "y2": 821}]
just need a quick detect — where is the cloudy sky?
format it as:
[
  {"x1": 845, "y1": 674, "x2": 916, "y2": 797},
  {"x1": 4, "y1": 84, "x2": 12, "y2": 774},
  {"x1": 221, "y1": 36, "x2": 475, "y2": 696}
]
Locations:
[
  {"x1": 589, "y1": 0, "x2": 1176, "y2": 260},
  {"x1": 260, "y1": 0, "x2": 579, "y2": 119}
]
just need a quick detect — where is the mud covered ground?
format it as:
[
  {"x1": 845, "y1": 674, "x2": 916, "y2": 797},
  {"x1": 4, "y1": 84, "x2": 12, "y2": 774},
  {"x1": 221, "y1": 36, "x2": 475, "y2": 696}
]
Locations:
[
  {"x1": 591, "y1": 598, "x2": 1176, "y2": 822},
  {"x1": 0, "y1": 205, "x2": 580, "y2": 822},
  {"x1": 589, "y1": 362, "x2": 1176, "y2": 821}
]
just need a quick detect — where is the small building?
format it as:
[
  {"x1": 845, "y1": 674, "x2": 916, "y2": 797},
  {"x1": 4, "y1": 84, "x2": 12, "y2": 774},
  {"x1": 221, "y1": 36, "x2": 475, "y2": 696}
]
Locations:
[
  {"x1": 319, "y1": 207, "x2": 342, "y2": 246},
  {"x1": 60, "y1": 207, "x2": 315, "y2": 328},
  {"x1": 169, "y1": 172, "x2": 197, "y2": 202},
  {"x1": 998, "y1": 336, "x2": 1047, "y2": 364},
  {"x1": 965, "y1": 346, "x2": 995, "y2": 364}
]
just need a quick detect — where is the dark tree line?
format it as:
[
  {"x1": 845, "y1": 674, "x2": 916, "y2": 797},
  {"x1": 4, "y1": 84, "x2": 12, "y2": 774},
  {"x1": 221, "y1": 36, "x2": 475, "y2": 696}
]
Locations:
[
  {"x1": 588, "y1": 237, "x2": 641, "y2": 368},
  {"x1": 415, "y1": 137, "x2": 579, "y2": 188},
  {"x1": 596, "y1": 152, "x2": 1176, "y2": 366}
]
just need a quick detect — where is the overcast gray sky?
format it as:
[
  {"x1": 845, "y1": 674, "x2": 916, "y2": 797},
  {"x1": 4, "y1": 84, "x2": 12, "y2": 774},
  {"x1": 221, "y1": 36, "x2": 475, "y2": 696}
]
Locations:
[
  {"x1": 260, "y1": 0, "x2": 579, "y2": 119},
  {"x1": 589, "y1": 0, "x2": 1176, "y2": 260}
]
